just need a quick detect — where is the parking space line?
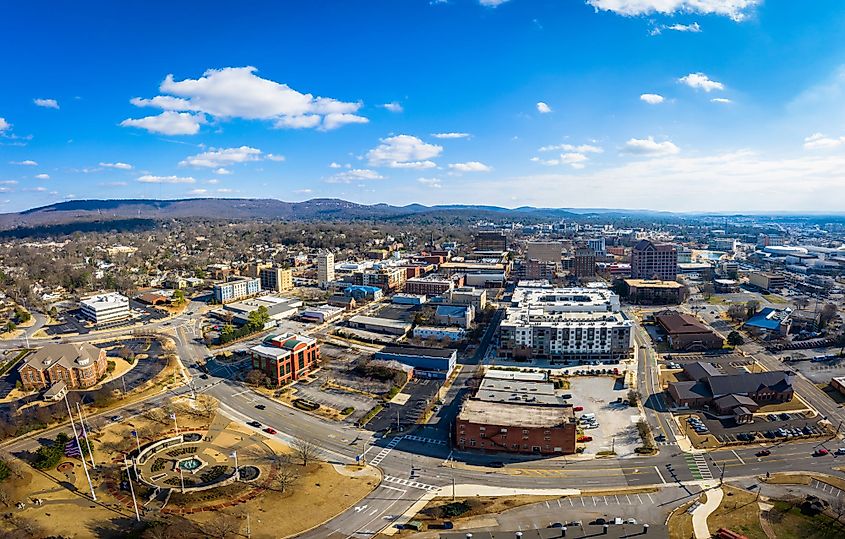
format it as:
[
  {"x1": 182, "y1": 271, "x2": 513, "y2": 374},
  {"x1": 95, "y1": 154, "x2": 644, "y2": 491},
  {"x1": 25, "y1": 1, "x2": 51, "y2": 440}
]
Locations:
[
  {"x1": 557, "y1": 499, "x2": 561, "y2": 508},
  {"x1": 731, "y1": 450, "x2": 746, "y2": 465},
  {"x1": 636, "y1": 494, "x2": 643, "y2": 504},
  {"x1": 592, "y1": 497, "x2": 597, "y2": 506},
  {"x1": 654, "y1": 465, "x2": 667, "y2": 484},
  {"x1": 626, "y1": 494, "x2": 631, "y2": 505},
  {"x1": 646, "y1": 493, "x2": 655, "y2": 503}
]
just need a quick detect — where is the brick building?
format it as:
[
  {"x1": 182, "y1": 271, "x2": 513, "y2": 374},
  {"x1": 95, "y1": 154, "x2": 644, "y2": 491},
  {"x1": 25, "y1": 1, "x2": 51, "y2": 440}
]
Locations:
[
  {"x1": 630, "y1": 239, "x2": 678, "y2": 281},
  {"x1": 655, "y1": 310, "x2": 723, "y2": 351},
  {"x1": 248, "y1": 333, "x2": 319, "y2": 386},
  {"x1": 18, "y1": 343, "x2": 107, "y2": 391},
  {"x1": 455, "y1": 372, "x2": 577, "y2": 455}
]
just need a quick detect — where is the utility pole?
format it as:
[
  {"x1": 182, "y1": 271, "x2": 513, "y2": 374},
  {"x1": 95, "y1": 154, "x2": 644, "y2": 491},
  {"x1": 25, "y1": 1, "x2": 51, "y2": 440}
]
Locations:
[{"x1": 64, "y1": 394, "x2": 96, "y2": 501}]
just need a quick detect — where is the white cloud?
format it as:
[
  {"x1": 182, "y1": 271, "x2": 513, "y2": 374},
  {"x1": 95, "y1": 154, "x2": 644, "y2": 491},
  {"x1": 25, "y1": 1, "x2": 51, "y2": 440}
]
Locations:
[
  {"x1": 0, "y1": 118, "x2": 9, "y2": 132},
  {"x1": 382, "y1": 101, "x2": 403, "y2": 113},
  {"x1": 622, "y1": 136, "x2": 680, "y2": 156},
  {"x1": 138, "y1": 174, "x2": 196, "y2": 184},
  {"x1": 367, "y1": 135, "x2": 442, "y2": 169},
  {"x1": 33, "y1": 98, "x2": 59, "y2": 109},
  {"x1": 99, "y1": 162, "x2": 133, "y2": 170},
  {"x1": 35, "y1": 173, "x2": 50, "y2": 179},
  {"x1": 180, "y1": 146, "x2": 263, "y2": 168},
  {"x1": 328, "y1": 162, "x2": 342, "y2": 168},
  {"x1": 189, "y1": 188, "x2": 208, "y2": 195},
  {"x1": 294, "y1": 188, "x2": 313, "y2": 194},
  {"x1": 214, "y1": 167, "x2": 232, "y2": 175},
  {"x1": 448, "y1": 161, "x2": 493, "y2": 172},
  {"x1": 480, "y1": 0, "x2": 510, "y2": 5},
  {"x1": 206, "y1": 179, "x2": 220, "y2": 184},
  {"x1": 266, "y1": 153, "x2": 285, "y2": 161},
  {"x1": 679, "y1": 72, "x2": 724, "y2": 92},
  {"x1": 640, "y1": 93, "x2": 665, "y2": 104},
  {"x1": 11, "y1": 160, "x2": 37, "y2": 166},
  {"x1": 0, "y1": 180, "x2": 18, "y2": 185},
  {"x1": 710, "y1": 97, "x2": 733, "y2": 104},
  {"x1": 666, "y1": 22, "x2": 701, "y2": 32},
  {"x1": 26, "y1": 186, "x2": 48, "y2": 192},
  {"x1": 538, "y1": 143, "x2": 603, "y2": 153},
  {"x1": 216, "y1": 188, "x2": 234, "y2": 193},
  {"x1": 804, "y1": 133, "x2": 845, "y2": 150},
  {"x1": 431, "y1": 132, "x2": 471, "y2": 139},
  {"x1": 125, "y1": 66, "x2": 367, "y2": 132},
  {"x1": 560, "y1": 153, "x2": 589, "y2": 169},
  {"x1": 120, "y1": 111, "x2": 205, "y2": 135},
  {"x1": 536, "y1": 102, "x2": 552, "y2": 113},
  {"x1": 326, "y1": 168, "x2": 385, "y2": 183},
  {"x1": 417, "y1": 177, "x2": 443, "y2": 188},
  {"x1": 101, "y1": 181, "x2": 128, "y2": 187},
  {"x1": 586, "y1": 0, "x2": 760, "y2": 21}
]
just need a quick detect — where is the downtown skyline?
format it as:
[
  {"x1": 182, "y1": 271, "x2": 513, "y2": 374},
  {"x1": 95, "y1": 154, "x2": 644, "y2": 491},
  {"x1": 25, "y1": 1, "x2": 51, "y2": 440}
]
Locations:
[{"x1": 3, "y1": 0, "x2": 845, "y2": 213}]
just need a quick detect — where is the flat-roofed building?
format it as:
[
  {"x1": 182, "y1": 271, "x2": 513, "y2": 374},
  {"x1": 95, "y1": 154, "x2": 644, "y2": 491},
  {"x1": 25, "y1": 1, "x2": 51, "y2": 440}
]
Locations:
[
  {"x1": 249, "y1": 333, "x2": 319, "y2": 386},
  {"x1": 474, "y1": 230, "x2": 508, "y2": 251},
  {"x1": 213, "y1": 277, "x2": 261, "y2": 303},
  {"x1": 80, "y1": 292, "x2": 130, "y2": 324},
  {"x1": 443, "y1": 287, "x2": 487, "y2": 310},
  {"x1": 374, "y1": 346, "x2": 457, "y2": 378},
  {"x1": 300, "y1": 304, "x2": 344, "y2": 324},
  {"x1": 405, "y1": 275, "x2": 454, "y2": 296},
  {"x1": 413, "y1": 325, "x2": 466, "y2": 342},
  {"x1": 525, "y1": 241, "x2": 562, "y2": 264},
  {"x1": 498, "y1": 286, "x2": 633, "y2": 362},
  {"x1": 631, "y1": 239, "x2": 678, "y2": 281},
  {"x1": 259, "y1": 267, "x2": 293, "y2": 292},
  {"x1": 574, "y1": 246, "x2": 596, "y2": 278},
  {"x1": 348, "y1": 315, "x2": 412, "y2": 335},
  {"x1": 455, "y1": 372, "x2": 576, "y2": 455},
  {"x1": 316, "y1": 251, "x2": 335, "y2": 288},
  {"x1": 748, "y1": 271, "x2": 786, "y2": 292},
  {"x1": 623, "y1": 279, "x2": 686, "y2": 305},
  {"x1": 222, "y1": 295, "x2": 303, "y2": 325},
  {"x1": 19, "y1": 343, "x2": 107, "y2": 391}
]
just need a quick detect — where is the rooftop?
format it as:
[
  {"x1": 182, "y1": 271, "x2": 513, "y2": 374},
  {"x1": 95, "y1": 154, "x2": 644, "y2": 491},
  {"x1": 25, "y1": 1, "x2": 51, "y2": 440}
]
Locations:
[
  {"x1": 458, "y1": 398, "x2": 574, "y2": 428},
  {"x1": 624, "y1": 279, "x2": 685, "y2": 289},
  {"x1": 656, "y1": 311, "x2": 714, "y2": 335},
  {"x1": 377, "y1": 346, "x2": 457, "y2": 359},
  {"x1": 21, "y1": 343, "x2": 103, "y2": 372}
]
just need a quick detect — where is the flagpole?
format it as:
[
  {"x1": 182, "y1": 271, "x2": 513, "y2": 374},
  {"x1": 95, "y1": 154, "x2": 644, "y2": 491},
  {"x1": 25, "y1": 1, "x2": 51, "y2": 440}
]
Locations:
[
  {"x1": 171, "y1": 412, "x2": 179, "y2": 435},
  {"x1": 131, "y1": 429, "x2": 141, "y2": 477},
  {"x1": 76, "y1": 402, "x2": 96, "y2": 470},
  {"x1": 64, "y1": 393, "x2": 97, "y2": 501},
  {"x1": 125, "y1": 457, "x2": 141, "y2": 522},
  {"x1": 231, "y1": 450, "x2": 239, "y2": 480}
]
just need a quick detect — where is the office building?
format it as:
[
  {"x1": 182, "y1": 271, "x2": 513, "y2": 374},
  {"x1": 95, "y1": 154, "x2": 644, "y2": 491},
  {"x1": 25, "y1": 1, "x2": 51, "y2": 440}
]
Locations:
[
  {"x1": 245, "y1": 262, "x2": 272, "y2": 278},
  {"x1": 348, "y1": 315, "x2": 412, "y2": 335},
  {"x1": 404, "y1": 275, "x2": 455, "y2": 296},
  {"x1": 630, "y1": 239, "x2": 678, "y2": 281},
  {"x1": 213, "y1": 277, "x2": 261, "y2": 303},
  {"x1": 300, "y1": 304, "x2": 345, "y2": 324},
  {"x1": 413, "y1": 326, "x2": 467, "y2": 342},
  {"x1": 259, "y1": 267, "x2": 293, "y2": 293},
  {"x1": 316, "y1": 251, "x2": 335, "y2": 288},
  {"x1": 222, "y1": 295, "x2": 303, "y2": 325},
  {"x1": 19, "y1": 343, "x2": 108, "y2": 391},
  {"x1": 587, "y1": 237, "x2": 606, "y2": 257},
  {"x1": 80, "y1": 292, "x2": 130, "y2": 324},
  {"x1": 444, "y1": 287, "x2": 488, "y2": 310},
  {"x1": 249, "y1": 333, "x2": 319, "y2": 387},
  {"x1": 748, "y1": 271, "x2": 786, "y2": 292},
  {"x1": 524, "y1": 258, "x2": 556, "y2": 280},
  {"x1": 352, "y1": 266, "x2": 406, "y2": 293},
  {"x1": 525, "y1": 241, "x2": 562, "y2": 264},
  {"x1": 474, "y1": 230, "x2": 508, "y2": 251},
  {"x1": 623, "y1": 279, "x2": 686, "y2": 305},
  {"x1": 573, "y1": 246, "x2": 596, "y2": 278},
  {"x1": 498, "y1": 286, "x2": 633, "y2": 362}
]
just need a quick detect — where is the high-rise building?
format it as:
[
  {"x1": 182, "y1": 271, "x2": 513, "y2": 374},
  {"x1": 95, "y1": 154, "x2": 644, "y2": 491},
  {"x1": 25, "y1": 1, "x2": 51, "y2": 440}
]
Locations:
[
  {"x1": 586, "y1": 238, "x2": 606, "y2": 257},
  {"x1": 259, "y1": 267, "x2": 293, "y2": 292},
  {"x1": 316, "y1": 252, "x2": 335, "y2": 287},
  {"x1": 245, "y1": 262, "x2": 272, "y2": 278},
  {"x1": 574, "y1": 247, "x2": 596, "y2": 278},
  {"x1": 474, "y1": 230, "x2": 508, "y2": 251},
  {"x1": 525, "y1": 241, "x2": 562, "y2": 264},
  {"x1": 630, "y1": 239, "x2": 678, "y2": 281}
]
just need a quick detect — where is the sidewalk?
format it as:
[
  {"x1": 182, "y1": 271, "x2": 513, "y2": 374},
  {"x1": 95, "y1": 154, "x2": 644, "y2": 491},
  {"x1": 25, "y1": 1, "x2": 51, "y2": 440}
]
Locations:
[{"x1": 691, "y1": 484, "x2": 723, "y2": 539}]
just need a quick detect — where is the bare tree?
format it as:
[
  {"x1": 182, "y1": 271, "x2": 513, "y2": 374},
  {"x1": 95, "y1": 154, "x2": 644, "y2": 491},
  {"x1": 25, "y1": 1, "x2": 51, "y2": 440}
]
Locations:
[
  {"x1": 199, "y1": 512, "x2": 241, "y2": 539},
  {"x1": 292, "y1": 437, "x2": 320, "y2": 467},
  {"x1": 273, "y1": 458, "x2": 300, "y2": 493}
]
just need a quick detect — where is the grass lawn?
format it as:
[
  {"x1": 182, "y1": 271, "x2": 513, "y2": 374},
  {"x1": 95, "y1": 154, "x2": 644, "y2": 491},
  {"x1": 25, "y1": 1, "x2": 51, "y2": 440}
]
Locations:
[
  {"x1": 755, "y1": 399, "x2": 813, "y2": 413},
  {"x1": 765, "y1": 500, "x2": 845, "y2": 539},
  {"x1": 666, "y1": 496, "x2": 701, "y2": 539},
  {"x1": 417, "y1": 495, "x2": 559, "y2": 522},
  {"x1": 706, "y1": 485, "x2": 767, "y2": 539}
]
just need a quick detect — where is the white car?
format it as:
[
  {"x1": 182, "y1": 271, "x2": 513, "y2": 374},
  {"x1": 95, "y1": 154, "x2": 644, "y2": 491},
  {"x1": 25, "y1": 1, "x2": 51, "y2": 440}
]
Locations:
[{"x1": 835, "y1": 448, "x2": 845, "y2": 456}]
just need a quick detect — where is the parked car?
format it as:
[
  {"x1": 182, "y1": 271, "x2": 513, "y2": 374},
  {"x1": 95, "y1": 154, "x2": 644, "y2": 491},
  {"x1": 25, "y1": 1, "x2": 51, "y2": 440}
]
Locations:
[
  {"x1": 756, "y1": 449, "x2": 771, "y2": 457},
  {"x1": 814, "y1": 448, "x2": 830, "y2": 456},
  {"x1": 255, "y1": 404, "x2": 266, "y2": 410},
  {"x1": 488, "y1": 461, "x2": 506, "y2": 468},
  {"x1": 562, "y1": 394, "x2": 572, "y2": 399},
  {"x1": 779, "y1": 413, "x2": 791, "y2": 421},
  {"x1": 835, "y1": 448, "x2": 845, "y2": 456},
  {"x1": 767, "y1": 414, "x2": 778, "y2": 422},
  {"x1": 263, "y1": 427, "x2": 277, "y2": 435},
  {"x1": 574, "y1": 406, "x2": 584, "y2": 412}
]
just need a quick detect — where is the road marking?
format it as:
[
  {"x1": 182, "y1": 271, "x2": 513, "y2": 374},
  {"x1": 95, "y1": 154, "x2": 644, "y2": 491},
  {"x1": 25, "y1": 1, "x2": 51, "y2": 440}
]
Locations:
[
  {"x1": 546, "y1": 501, "x2": 550, "y2": 509},
  {"x1": 381, "y1": 485, "x2": 406, "y2": 493},
  {"x1": 557, "y1": 499, "x2": 561, "y2": 508},
  {"x1": 637, "y1": 494, "x2": 643, "y2": 504},
  {"x1": 654, "y1": 465, "x2": 667, "y2": 484},
  {"x1": 569, "y1": 498, "x2": 574, "y2": 507},
  {"x1": 603, "y1": 496, "x2": 608, "y2": 505},
  {"x1": 731, "y1": 450, "x2": 746, "y2": 465},
  {"x1": 581, "y1": 498, "x2": 585, "y2": 507},
  {"x1": 647, "y1": 493, "x2": 655, "y2": 503}
]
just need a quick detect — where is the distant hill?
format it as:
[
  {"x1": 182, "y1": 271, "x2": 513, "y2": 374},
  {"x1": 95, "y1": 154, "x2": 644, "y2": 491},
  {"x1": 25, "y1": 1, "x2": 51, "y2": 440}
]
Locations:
[{"x1": 0, "y1": 197, "x2": 584, "y2": 231}]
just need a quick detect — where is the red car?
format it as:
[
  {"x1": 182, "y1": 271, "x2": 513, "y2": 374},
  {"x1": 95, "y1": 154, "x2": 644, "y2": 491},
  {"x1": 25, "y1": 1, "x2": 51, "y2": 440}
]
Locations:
[
  {"x1": 814, "y1": 448, "x2": 829, "y2": 456},
  {"x1": 577, "y1": 435, "x2": 593, "y2": 442},
  {"x1": 263, "y1": 427, "x2": 277, "y2": 435},
  {"x1": 755, "y1": 450, "x2": 771, "y2": 457},
  {"x1": 574, "y1": 406, "x2": 584, "y2": 412}
]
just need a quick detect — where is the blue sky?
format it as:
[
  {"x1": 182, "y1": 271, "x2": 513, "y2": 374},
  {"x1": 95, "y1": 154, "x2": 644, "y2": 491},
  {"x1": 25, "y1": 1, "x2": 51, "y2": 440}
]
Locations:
[{"x1": 3, "y1": 0, "x2": 845, "y2": 213}]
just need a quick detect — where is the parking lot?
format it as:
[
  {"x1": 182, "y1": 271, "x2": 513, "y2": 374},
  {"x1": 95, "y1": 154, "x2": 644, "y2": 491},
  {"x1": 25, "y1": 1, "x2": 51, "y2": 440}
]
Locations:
[
  {"x1": 662, "y1": 351, "x2": 753, "y2": 372},
  {"x1": 566, "y1": 376, "x2": 642, "y2": 457},
  {"x1": 683, "y1": 410, "x2": 827, "y2": 445},
  {"x1": 785, "y1": 356, "x2": 845, "y2": 384},
  {"x1": 292, "y1": 381, "x2": 375, "y2": 423},
  {"x1": 368, "y1": 378, "x2": 442, "y2": 433},
  {"x1": 46, "y1": 300, "x2": 168, "y2": 335}
]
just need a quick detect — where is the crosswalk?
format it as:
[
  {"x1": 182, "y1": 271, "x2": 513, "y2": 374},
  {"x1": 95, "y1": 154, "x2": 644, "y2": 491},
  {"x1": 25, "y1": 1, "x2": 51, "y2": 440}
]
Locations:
[
  {"x1": 369, "y1": 436, "x2": 402, "y2": 466},
  {"x1": 403, "y1": 434, "x2": 446, "y2": 446},
  {"x1": 383, "y1": 474, "x2": 439, "y2": 492},
  {"x1": 685, "y1": 453, "x2": 713, "y2": 481}
]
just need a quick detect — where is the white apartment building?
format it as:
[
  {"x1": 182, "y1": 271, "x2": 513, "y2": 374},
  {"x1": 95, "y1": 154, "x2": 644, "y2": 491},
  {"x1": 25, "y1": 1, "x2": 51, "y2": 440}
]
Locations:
[
  {"x1": 498, "y1": 286, "x2": 633, "y2": 362},
  {"x1": 317, "y1": 252, "x2": 335, "y2": 288},
  {"x1": 80, "y1": 292, "x2": 130, "y2": 324}
]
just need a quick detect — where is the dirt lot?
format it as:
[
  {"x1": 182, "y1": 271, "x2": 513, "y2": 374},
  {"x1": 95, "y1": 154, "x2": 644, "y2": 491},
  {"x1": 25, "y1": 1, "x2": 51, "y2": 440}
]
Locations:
[{"x1": 567, "y1": 376, "x2": 642, "y2": 457}]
